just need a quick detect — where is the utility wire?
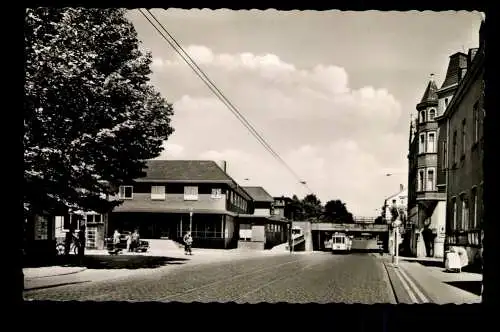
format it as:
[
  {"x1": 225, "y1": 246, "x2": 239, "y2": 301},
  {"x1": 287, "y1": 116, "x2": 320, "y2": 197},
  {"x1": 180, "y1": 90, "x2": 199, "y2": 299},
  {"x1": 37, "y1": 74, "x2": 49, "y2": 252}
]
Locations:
[{"x1": 139, "y1": 8, "x2": 314, "y2": 194}]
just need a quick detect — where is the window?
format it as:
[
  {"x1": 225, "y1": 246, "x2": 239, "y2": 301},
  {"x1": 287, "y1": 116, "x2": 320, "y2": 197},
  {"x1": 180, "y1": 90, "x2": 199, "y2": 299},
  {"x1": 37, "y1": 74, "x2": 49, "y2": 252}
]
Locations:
[
  {"x1": 452, "y1": 131, "x2": 457, "y2": 164},
  {"x1": 420, "y1": 111, "x2": 426, "y2": 123},
  {"x1": 445, "y1": 98, "x2": 449, "y2": 108},
  {"x1": 461, "y1": 119, "x2": 466, "y2": 156},
  {"x1": 473, "y1": 102, "x2": 479, "y2": 143},
  {"x1": 86, "y1": 214, "x2": 102, "y2": 224},
  {"x1": 211, "y1": 188, "x2": 222, "y2": 199},
  {"x1": 184, "y1": 186, "x2": 198, "y2": 201},
  {"x1": 471, "y1": 187, "x2": 477, "y2": 229},
  {"x1": 451, "y1": 197, "x2": 457, "y2": 230},
  {"x1": 461, "y1": 195, "x2": 469, "y2": 230},
  {"x1": 151, "y1": 185, "x2": 166, "y2": 200},
  {"x1": 119, "y1": 186, "x2": 133, "y2": 199},
  {"x1": 427, "y1": 132, "x2": 436, "y2": 153},
  {"x1": 419, "y1": 133, "x2": 426, "y2": 153},
  {"x1": 442, "y1": 140, "x2": 448, "y2": 170},
  {"x1": 428, "y1": 109, "x2": 436, "y2": 121},
  {"x1": 426, "y1": 168, "x2": 435, "y2": 191},
  {"x1": 417, "y1": 170, "x2": 424, "y2": 192}
]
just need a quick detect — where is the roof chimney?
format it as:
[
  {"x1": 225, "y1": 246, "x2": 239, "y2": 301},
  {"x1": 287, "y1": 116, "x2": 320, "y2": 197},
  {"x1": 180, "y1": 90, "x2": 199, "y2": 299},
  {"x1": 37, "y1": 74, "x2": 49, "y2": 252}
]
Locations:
[
  {"x1": 400, "y1": 184, "x2": 404, "y2": 192},
  {"x1": 217, "y1": 160, "x2": 227, "y2": 173}
]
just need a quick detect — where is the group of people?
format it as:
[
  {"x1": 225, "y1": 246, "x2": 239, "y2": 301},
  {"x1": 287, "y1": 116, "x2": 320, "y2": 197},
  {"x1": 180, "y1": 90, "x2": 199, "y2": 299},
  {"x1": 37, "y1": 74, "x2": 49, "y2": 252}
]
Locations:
[{"x1": 112, "y1": 229, "x2": 141, "y2": 252}]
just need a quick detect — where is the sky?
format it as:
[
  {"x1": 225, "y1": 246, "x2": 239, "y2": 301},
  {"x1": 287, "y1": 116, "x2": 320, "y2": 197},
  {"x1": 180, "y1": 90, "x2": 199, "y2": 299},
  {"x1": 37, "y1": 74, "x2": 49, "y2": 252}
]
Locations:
[{"x1": 127, "y1": 9, "x2": 483, "y2": 217}]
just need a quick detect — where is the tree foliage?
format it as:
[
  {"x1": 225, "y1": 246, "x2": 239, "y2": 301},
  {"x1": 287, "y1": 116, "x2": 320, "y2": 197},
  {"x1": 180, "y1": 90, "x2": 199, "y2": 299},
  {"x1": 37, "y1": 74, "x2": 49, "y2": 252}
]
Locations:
[
  {"x1": 302, "y1": 194, "x2": 323, "y2": 221},
  {"x1": 323, "y1": 199, "x2": 353, "y2": 223},
  {"x1": 24, "y1": 8, "x2": 174, "y2": 215}
]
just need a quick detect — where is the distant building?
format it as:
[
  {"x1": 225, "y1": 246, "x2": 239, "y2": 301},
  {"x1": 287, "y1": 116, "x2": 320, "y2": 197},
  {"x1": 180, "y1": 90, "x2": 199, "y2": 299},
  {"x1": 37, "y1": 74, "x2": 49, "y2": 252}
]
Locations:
[
  {"x1": 436, "y1": 20, "x2": 485, "y2": 267},
  {"x1": 237, "y1": 187, "x2": 289, "y2": 250},
  {"x1": 383, "y1": 184, "x2": 407, "y2": 255}
]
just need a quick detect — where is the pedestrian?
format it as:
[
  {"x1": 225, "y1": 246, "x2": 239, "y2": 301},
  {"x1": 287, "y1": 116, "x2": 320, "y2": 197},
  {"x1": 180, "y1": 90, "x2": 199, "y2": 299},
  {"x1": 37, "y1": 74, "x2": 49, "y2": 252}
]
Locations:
[
  {"x1": 132, "y1": 229, "x2": 140, "y2": 252},
  {"x1": 78, "y1": 224, "x2": 86, "y2": 259},
  {"x1": 126, "y1": 232, "x2": 132, "y2": 252},
  {"x1": 113, "y1": 229, "x2": 121, "y2": 253},
  {"x1": 183, "y1": 231, "x2": 193, "y2": 255}
]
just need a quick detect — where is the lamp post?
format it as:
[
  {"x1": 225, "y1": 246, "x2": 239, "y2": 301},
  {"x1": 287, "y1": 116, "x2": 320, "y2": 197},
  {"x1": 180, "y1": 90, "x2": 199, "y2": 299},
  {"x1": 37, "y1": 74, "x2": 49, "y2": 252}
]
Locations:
[{"x1": 189, "y1": 208, "x2": 193, "y2": 233}]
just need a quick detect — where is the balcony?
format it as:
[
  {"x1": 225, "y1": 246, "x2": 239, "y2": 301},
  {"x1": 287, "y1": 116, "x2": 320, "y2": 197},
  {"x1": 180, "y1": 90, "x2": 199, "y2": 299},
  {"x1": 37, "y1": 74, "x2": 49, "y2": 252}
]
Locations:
[
  {"x1": 416, "y1": 191, "x2": 446, "y2": 201},
  {"x1": 417, "y1": 153, "x2": 437, "y2": 168},
  {"x1": 417, "y1": 121, "x2": 438, "y2": 132}
]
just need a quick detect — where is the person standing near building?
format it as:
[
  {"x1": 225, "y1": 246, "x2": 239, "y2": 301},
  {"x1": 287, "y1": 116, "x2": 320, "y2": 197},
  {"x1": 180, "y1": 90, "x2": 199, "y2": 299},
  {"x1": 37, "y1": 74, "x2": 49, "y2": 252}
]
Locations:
[
  {"x1": 78, "y1": 224, "x2": 86, "y2": 258},
  {"x1": 183, "y1": 232, "x2": 193, "y2": 255},
  {"x1": 131, "y1": 229, "x2": 140, "y2": 252},
  {"x1": 126, "y1": 232, "x2": 132, "y2": 252},
  {"x1": 113, "y1": 229, "x2": 121, "y2": 253}
]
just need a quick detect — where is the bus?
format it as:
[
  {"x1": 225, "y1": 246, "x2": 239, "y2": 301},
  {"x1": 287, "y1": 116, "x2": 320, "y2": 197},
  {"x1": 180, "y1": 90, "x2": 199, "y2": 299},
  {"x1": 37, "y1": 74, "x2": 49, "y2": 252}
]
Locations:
[{"x1": 331, "y1": 232, "x2": 351, "y2": 254}]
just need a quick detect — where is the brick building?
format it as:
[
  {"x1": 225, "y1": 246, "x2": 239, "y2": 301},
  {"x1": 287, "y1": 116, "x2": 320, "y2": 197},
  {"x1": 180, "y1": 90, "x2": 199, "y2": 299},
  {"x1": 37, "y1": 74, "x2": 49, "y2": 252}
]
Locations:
[{"x1": 436, "y1": 20, "x2": 485, "y2": 267}]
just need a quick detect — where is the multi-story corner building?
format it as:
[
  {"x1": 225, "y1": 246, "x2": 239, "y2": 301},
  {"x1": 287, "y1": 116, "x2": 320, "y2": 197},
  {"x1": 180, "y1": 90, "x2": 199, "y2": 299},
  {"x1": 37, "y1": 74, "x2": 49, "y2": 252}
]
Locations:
[
  {"x1": 110, "y1": 160, "x2": 254, "y2": 249},
  {"x1": 407, "y1": 74, "x2": 447, "y2": 258},
  {"x1": 436, "y1": 20, "x2": 485, "y2": 268}
]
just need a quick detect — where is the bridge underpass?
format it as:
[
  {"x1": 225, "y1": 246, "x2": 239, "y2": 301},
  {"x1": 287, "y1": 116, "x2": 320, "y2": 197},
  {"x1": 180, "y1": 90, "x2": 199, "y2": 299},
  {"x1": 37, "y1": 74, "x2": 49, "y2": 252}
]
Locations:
[{"x1": 311, "y1": 222, "x2": 389, "y2": 252}]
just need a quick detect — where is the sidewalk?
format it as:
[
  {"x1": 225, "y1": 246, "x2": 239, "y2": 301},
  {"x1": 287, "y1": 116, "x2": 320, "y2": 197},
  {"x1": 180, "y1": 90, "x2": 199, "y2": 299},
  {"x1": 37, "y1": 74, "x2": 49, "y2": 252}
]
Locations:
[{"x1": 377, "y1": 254, "x2": 482, "y2": 304}]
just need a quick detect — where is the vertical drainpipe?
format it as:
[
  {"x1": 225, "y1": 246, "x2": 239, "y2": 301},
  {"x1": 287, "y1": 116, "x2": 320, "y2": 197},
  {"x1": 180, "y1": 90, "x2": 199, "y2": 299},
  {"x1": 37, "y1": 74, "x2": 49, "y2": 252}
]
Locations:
[{"x1": 444, "y1": 115, "x2": 451, "y2": 255}]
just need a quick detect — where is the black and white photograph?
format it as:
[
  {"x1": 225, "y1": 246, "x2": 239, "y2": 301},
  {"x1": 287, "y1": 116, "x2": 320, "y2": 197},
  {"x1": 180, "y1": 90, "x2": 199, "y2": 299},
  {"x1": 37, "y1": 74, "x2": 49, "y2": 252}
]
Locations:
[{"x1": 23, "y1": 8, "x2": 486, "y2": 306}]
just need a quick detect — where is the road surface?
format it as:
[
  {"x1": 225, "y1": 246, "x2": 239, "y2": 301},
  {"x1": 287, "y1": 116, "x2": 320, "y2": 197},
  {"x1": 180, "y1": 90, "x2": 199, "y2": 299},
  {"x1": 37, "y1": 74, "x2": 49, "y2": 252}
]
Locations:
[{"x1": 24, "y1": 252, "x2": 395, "y2": 303}]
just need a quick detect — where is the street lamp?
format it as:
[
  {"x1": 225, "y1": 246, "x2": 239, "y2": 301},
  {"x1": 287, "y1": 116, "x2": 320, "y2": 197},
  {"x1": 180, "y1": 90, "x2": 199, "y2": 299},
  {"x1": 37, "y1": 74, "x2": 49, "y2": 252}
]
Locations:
[{"x1": 189, "y1": 208, "x2": 193, "y2": 233}]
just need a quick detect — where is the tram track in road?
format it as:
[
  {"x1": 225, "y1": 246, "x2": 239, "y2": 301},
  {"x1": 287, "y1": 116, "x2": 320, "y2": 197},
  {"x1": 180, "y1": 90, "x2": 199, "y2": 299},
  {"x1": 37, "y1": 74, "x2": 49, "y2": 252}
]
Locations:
[
  {"x1": 231, "y1": 260, "x2": 328, "y2": 304},
  {"x1": 84, "y1": 255, "x2": 307, "y2": 302},
  {"x1": 154, "y1": 256, "x2": 308, "y2": 302}
]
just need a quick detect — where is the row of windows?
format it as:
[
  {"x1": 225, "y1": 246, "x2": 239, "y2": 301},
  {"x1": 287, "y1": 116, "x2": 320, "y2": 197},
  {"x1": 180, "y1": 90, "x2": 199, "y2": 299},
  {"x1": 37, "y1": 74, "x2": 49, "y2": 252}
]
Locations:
[
  {"x1": 417, "y1": 167, "x2": 436, "y2": 192},
  {"x1": 450, "y1": 184, "x2": 482, "y2": 231},
  {"x1": 449, "y1": 102, "x2": 482, "y2": 167},
  {"x1": 418, "y1": 131, "x2": 436, "y2": 154},
  {"x1": 118, "y1": 185, "x2": 248, "y2": 211}
]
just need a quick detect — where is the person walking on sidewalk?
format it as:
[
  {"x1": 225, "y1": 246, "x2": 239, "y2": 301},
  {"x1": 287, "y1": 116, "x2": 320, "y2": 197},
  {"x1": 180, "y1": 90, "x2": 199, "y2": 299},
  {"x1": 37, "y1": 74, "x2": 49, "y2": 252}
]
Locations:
[
  {"x1": 126, "y1": 232, "x2": 132, "y2": 252},
  {"x1": 113, "y1": 229, "x2": 121, "y2": 253},
  {"x1": 183, "y1": 232, "x2": 193, "y2": 255}
]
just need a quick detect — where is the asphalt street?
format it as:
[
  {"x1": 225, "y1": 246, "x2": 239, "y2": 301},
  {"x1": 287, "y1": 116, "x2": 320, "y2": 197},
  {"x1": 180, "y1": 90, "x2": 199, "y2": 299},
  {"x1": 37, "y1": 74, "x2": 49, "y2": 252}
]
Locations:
[{"x1": 24, "y1": 252, "x2": 395, "y2": 304}]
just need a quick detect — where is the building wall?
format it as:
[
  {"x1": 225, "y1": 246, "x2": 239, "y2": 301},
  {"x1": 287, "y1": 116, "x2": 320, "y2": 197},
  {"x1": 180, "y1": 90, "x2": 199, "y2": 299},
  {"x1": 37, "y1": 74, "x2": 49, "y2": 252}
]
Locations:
[
  {"x1": 117, "y1": 193, "x2": 227, "y2": 213},
  {"x1": 445, "y1": 68, "x2": 484, "y2": 265},
  {"x1": 254, "y1": 208, "x2": 271, "y2": 217}
]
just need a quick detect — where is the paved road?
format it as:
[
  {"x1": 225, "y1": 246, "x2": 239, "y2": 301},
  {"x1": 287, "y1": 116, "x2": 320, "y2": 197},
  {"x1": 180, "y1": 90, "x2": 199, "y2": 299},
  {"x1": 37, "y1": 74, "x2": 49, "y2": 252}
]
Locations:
[{"x1": 24, "y1": 252, "x2": 395, "y2": 304}]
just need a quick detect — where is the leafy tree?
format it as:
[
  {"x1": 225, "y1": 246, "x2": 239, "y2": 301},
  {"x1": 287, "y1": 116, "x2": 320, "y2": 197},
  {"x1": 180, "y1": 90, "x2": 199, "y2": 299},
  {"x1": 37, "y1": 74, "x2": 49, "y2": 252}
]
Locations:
[
  {"x1": 24, "y1": 8, "x2": 174, "y2": 216},
  {"x1": 288, "y1": 195, "x2": 305, "y2": 221},
  {"x1": 302, "y1": 194, "x2": 323, "y2": 221},
  {"x1": 323, "y1": 199, "x2": 353, "y2": 223}
]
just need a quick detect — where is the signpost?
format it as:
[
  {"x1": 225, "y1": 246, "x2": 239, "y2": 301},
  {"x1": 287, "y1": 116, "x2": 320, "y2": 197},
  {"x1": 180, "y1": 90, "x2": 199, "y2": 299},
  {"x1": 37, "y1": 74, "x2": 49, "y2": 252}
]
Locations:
[
  {"x1": 189, "y1": 209, "x2": 193, "y2": 233},
  {"x1": 392, "y1": 219, "x2": 402, "y2": 266}
]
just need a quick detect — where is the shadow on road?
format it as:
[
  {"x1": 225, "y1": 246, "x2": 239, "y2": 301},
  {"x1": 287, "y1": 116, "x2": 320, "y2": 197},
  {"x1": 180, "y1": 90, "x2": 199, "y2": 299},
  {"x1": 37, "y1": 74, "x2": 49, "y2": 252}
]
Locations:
[
  {"x1": 24, "y1": 255, "x2": 189, "y2": 269},
  {"x1": 445, "y1": 281, "x2": 482, "y2": 296}
]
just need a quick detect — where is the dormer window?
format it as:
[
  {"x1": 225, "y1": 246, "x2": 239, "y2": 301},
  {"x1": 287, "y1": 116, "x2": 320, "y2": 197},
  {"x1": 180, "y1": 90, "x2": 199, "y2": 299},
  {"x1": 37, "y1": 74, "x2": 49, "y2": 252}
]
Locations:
[
  {"x1": 428, "y1": 109, "x2": 436, "y2": 121},
  {"x1": 420, "y1": 111, "x2": 426, "y2": 123},
  {"x1": 445, "y1": 98, "x2": 449, "y2": 108}
]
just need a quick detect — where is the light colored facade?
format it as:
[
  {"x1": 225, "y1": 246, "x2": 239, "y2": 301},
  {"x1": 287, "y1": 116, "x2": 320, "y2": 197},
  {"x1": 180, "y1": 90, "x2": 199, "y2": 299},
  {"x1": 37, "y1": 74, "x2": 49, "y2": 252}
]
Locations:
[
  {"x1": 436, "y1": 20, "x2": 485, "y2": 267},
  {"x1": 383, "y1": 185, "x2": 407, "y2": 256}
]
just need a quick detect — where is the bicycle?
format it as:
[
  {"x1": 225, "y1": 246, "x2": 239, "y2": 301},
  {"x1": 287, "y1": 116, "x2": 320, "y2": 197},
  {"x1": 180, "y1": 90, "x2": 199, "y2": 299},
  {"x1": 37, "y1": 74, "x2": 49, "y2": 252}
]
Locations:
[{"x1": 55, "y1": 236, "x2": 81, "y2": 256}]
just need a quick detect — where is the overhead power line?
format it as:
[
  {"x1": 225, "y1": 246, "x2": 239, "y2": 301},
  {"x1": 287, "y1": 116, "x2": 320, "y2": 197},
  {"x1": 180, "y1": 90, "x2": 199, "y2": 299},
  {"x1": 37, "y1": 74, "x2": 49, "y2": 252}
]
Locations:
[{"x1": 138, "y1": 8, "x2": 314, "y2": 194}]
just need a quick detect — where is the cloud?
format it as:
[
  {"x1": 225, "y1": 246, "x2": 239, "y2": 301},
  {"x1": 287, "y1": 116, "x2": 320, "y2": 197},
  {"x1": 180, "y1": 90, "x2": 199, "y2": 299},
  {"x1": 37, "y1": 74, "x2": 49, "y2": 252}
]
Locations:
[
  {"x1": 155, "y1": 142, "x2": 185, "y2": 159},
  {"x1": 149, "y1": 45, "x2": 407, "y2": 216},
  {"x1": 195, "y1": 140, "x2": 407, "y2": 216}
]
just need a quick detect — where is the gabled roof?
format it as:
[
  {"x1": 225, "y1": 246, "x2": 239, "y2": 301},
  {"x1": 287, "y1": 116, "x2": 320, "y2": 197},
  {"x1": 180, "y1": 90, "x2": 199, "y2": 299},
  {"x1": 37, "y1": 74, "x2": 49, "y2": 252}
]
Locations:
[
  {"x1": 440, "y1": 52, "x2": 468, "y2": 90},
  {"x1": 242, "y1": 186, "x2": 275, "y2": 203},
  {"x1": 139, "y1": 160, "x2": 232, "y2": 182}
]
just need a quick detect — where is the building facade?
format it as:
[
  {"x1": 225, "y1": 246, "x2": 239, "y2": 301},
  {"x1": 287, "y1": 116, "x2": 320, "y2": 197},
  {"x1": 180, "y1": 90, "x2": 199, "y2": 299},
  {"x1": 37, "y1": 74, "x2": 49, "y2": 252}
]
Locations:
[
  {"x1": 109, "y1": 160, "x2": 253, "y2": 249},
  {"x1": 383, "y1": 185, "x2": 407, "y2": 256},
  {"x1": 237, "y1": 187, "x2": 289, "y2": 250},
  {"x1": 436, "y1": 21, "x2": 485, "y2": 268},
  {"x1": 407, "y1": 74, "x2": 447, "y2": 258}
]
